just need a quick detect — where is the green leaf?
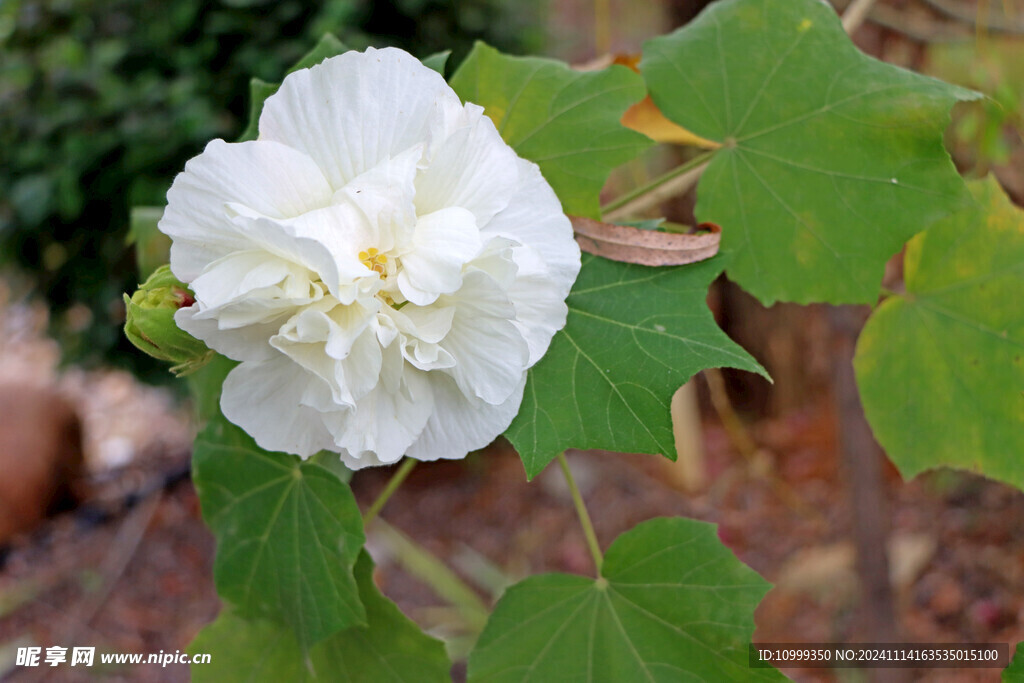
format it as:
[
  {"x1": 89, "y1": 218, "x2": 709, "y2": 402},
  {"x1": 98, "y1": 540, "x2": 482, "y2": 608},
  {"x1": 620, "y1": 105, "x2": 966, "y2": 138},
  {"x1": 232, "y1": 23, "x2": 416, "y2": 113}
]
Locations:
[
  {"x1": 449, "y1": 42, "x2": 650, "y2": 219},
  {"x1": 190, "y1": 552, "x2": 450, "y2": 682},
  {"x1": 186, "y1": 354, "x2": 237, "y2": 425},
  {"x1": 237, "y1": 35, "x2": 350, "y2": 142},
  {"x1": 126, "y1": 206, "x2": 170, "y2": 279},
  {"x1": 421, "y1": 50, "x2": 451, "y2": 76},
  {"x1": 190, "y1": 613, "x2": 306, "y2": 681},
  {"x1": 238, "y1": 78, "x2": 279, "y2": 143},
  {"x1": 308, "y1": 552, "x2": 449, "y2": 680},
  {"x1": 310, "y1": 449, "x2": 354, "y2": 484},
  {"x1": 467, "y1": 517, "x2": 782, "y2": 682},
  {"x1": 506, "y1": 254, "x2": 765, "y2": 478},
  {"x1": 289, "y1": 34, "x2": 350, "y2": 74},
  {"x1": 641, "y1": 0, "x2": 979, "y2": 305},
  {"x1": 855, "y1": 177, "x2": 1024, "y2": 489},
  {"x1": 193, "y1": 411, "x2": 367, "y2": 647},
  {"x1": 1005, "y1": 643, "x2": 1024, "y2": 681}
]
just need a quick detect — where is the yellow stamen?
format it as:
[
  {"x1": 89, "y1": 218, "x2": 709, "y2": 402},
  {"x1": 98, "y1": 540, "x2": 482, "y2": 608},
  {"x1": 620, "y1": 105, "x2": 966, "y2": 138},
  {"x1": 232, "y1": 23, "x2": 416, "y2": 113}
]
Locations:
[{"x1": 359, "y1": 247, "x2": 390, "y2": 279}]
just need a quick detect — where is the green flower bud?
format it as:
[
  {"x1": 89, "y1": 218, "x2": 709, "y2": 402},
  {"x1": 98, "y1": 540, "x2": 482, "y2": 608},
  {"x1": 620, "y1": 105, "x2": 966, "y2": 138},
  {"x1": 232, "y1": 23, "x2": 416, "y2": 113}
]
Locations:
[{"x1": 124, "y1": 265, "x2": 214, "y2": 375}]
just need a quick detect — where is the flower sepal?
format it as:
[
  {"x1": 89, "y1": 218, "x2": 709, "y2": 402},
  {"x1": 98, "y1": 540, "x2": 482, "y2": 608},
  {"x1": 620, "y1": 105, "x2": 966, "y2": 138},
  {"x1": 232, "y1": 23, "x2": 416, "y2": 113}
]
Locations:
[{"x1": 124, "y1": 265, "x2": 214, "y2": 376}]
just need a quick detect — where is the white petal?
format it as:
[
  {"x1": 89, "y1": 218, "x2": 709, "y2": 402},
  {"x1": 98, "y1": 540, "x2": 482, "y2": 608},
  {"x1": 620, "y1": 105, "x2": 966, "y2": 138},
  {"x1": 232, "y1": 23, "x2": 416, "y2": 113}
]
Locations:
[
  {"x1": 332, "y1": 144, "x2": 422, "y2": 250},
  {"x1": 402, "y1": 342, "x2": 456, "y2": 372},
  {"x1": 259, "y1": 47, "x2": 463, "y2": 189},
  {"x1": 323, "y1": 350, "x2": 434, "y2": 468},
  {"x1": 205, "y1": 284, "x2": 324, "y2": 331},
  {"x1": 189, "y1": 250, "x2": 316, "y2": 313},
  {"x1": 161, "y1": 139, "x2": 332, "y2": 281},
  {"x1": 509, "y1": 278, "x2": 570, "y2": 366},
  {"x1": 221, "y1": 357, "x2": 336, "y2": 457},
  {"x1": 175, "y1": 251, "x2": 327, "y2": 362},
  {"x1": 381, "y1": 304, "x2": 458, "y2": 370},
  {"x1": 469, "y1": 236, "x2": 520, "y2": 289},
  {"x1": 482, "y1": 157, "x2": 581, "y2": 297},
  {"x1": 397, "y1": 207, "x2": 482, "y2": 306},
  {"x1": 437, "y1": 270, "x2": 529, "y2": 405},
  {"x1": 407, "y1": 373, "x2": 525, "y2": 462},
  {"x1": 271, "y1": 301, "x2": 382, "y2": 406},
  {"x1": 414, "y1": 105, "x2": 520, "y2": 226},
  {"x1": 389, "y1": 304, "x2": 456, "y2": 345},
  {"x1": 176, "y1": 306, "x2": 281, "y2": 362},
  {"x1": 501, "y1": 244, "x2": 570, "y2": 366},
  {"x1": 222, "y1": 211, "x2": 370, "y2": 303}
]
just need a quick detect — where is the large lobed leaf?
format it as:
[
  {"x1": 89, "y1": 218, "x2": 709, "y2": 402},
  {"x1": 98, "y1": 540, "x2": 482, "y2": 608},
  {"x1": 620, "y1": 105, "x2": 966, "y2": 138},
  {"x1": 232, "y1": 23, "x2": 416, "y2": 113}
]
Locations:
[
  {"x1": 467, "y1": 517, "x2": 783, "y2": 682},
  {"x1": 189, "y1": 552, "x2": 450, "y2": 682},
  {"x1": 642, "y1": 0, "x2": 978, "y2": 305},
  {"x1": 192, "y1": 411, "x2": 366, "y2": 647},
  {"x1": 506, "y1": 255, "x2": 765, "y2": 478},
  {"x1": 449, "y1": 41, "x2": 651, "y2": 219},
  {"x1": 855, "y1": 177, "x2": 1024, "y2": 488}
]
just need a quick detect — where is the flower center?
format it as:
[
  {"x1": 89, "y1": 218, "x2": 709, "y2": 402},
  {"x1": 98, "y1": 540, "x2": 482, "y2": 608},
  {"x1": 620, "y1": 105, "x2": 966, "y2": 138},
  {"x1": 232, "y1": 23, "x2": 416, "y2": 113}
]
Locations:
[
  {"x1": 358, "y1": 247, "x2": 405, "y2": 309},
  {"x1": 359, "y1": 248, "x2": 389, "y2": 278}
]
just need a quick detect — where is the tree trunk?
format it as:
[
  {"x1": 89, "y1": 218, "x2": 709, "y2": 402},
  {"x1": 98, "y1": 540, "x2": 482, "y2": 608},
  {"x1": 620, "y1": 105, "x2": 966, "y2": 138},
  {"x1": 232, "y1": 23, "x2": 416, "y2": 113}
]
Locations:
[{"x1": 830, "y1": 305, "x2": 907, "y2": 683}]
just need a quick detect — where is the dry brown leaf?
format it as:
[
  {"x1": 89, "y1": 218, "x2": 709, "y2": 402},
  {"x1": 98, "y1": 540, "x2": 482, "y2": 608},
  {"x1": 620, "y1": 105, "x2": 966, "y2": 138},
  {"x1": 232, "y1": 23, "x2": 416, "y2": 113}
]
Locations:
[
  {"x1": 571, "y1": 216, "x2": 720, "y2": 266},
  {"x1": 573, "y1": 53, "x2": 720, "y2": 149},
  {"x1": 620, "y1": 95, "x2": 722, "y2": 148},
  {"x1": 611, "y1": 54, "x2": 720, "y2": 149}
]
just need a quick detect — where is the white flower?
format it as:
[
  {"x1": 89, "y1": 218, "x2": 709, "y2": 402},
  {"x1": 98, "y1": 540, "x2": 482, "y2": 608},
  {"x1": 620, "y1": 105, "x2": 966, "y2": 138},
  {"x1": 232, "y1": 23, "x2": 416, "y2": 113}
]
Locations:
[{"x1": 160, "y1": 47, "x2": 580, "y2": 469}]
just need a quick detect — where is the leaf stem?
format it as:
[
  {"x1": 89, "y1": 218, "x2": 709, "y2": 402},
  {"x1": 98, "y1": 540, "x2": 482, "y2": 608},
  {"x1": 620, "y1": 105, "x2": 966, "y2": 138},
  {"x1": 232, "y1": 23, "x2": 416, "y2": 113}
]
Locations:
[
  {"x1": 363, "y1": 458, "x2": 417, "y2": 525},
  {"x1": 601, "y1": 150, "x2": 716, "y2": 218},
  {"x1": 363, "y1": 463, "x2": 490, "y2": 640},
  {"x1": 557, "y1": 452, "x2": 604, "y2": 576},
  {"x1": 703, "y1": 368, "x2": 759, "y2": 460},
  {"x1": 372, "y1": 519, "x2": 491, "y2": 634},
  {"x1": 703, "y1": 369, "x2": 825, "y2": 523}
]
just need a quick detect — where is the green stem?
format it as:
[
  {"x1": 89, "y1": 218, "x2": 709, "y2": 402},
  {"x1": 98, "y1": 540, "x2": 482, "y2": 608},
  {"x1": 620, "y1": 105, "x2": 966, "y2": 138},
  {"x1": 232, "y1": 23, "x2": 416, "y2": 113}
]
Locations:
[
  {"x1": 601, "y1": 150, "x2": 716, "y2": 216},
  {"x1": 363, "y1": 461, "x2": 489, "y2": 640},
  {"x1": 373, "y1": 519, "x2": 491, "y2": 634},
  {"x1": 557, "y1": 452, "x2": 604, "y2": 576},
  {"x1": 363, "y1": 458, "x2": 417, "y2": 525}
]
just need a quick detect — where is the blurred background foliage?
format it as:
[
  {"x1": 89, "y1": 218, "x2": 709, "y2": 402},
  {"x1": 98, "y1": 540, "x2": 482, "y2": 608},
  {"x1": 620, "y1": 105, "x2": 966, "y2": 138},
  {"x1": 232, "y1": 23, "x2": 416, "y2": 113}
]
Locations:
[
  {"x1": 927, "y1": 36, "x2": 1024, "y2": 174},
  {"x1": 0, "y1": 0, "x2": 542, "y2": 377}
]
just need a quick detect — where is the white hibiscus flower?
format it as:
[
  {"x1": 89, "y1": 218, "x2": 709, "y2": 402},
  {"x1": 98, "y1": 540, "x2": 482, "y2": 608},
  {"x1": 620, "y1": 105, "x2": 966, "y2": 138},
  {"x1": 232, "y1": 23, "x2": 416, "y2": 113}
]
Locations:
[{"x1": 160, "y1": 47, "x2": 580, "y2": 469}]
